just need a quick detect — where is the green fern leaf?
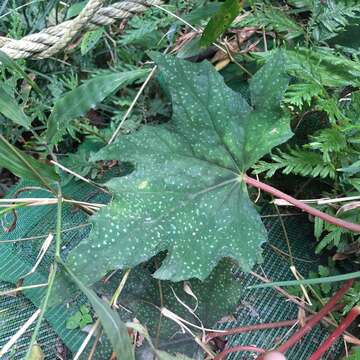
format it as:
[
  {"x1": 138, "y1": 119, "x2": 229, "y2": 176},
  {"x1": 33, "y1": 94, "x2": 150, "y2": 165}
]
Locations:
[
  {"x1": 253, "y1": 148, "x2": 336, "y2": 179},
  {"x1": 284, "y1": 82, "x2": 324, "y2": 109}
]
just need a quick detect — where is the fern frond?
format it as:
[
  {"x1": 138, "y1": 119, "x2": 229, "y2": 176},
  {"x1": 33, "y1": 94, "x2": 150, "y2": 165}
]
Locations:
[
  {"x1": 307, "y1": 128, "x2": 347, "y2": 162},
  {"x1": 311, "y1": 0, "x2": 360, "y2": 41},
  {"x1": 236, "y1": 5, "x2": 303, "y2": 40},
  {"x1": 253, "y1": 148, "x2": 336, "y2": 179},
  {"x1": 315, "y1": 226, "x2": 346, "y2": 253},
  {"x1": 284, "y1": 82, "x2": 324, "y2": 109}
]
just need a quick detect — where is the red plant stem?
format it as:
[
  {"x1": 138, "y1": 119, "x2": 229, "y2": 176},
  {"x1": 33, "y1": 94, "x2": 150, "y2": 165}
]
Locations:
[
  {"x1": 214, "y1": 345, "x2": 266, "y2": 360},
  {"x1": 244, "y1": 175, "x2": 360, "y2": 233},
  {"x1": 309, "y1": 306, "x2": 360, "y2": 360},
  {"x1": 273, "y1": 280, "x2": 354, "y2": 355},
  {"x1": 207, "y1": 318, "x2": 310, "y2": 343}
]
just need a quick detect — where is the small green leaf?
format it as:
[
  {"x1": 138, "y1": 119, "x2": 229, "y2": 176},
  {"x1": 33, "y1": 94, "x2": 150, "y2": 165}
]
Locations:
[
  {"x1": 0, "y1": 135, "x2": 59, "y2": 187},
  {"x1": 81, "y1": 28, "x2": 104, "y2": 55},
  {"x1": 46, "y1": 69, "x2": 148, "y2": 145},
  {"x1": 66, "y1": 312, "x2": 82, "y2": 330},
  {"x1": 0, "y1": 87, "x2": 31, "y2": 129},
  {"x1": 64, "y1": 265, "x2": 134, "y2": 360},
  {"x1": 79, "y1": 314, "x2": 93, "y2": 329},
  {"x1": 80, "y1": 305, "x2": 90, "y2": 314},
  {"x1": 66, "y1": 51, "x2": 291, "y2": 285},
  {"x1": 200, "y1": 0, "x2": 242, "y2": 47},
  {"x1": 66, "y1": 1, "x2": 86, "y2": 18}
]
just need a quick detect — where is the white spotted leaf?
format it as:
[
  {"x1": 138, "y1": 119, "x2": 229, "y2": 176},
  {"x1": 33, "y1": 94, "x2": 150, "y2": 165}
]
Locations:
[{"x1": 66, "y1": 51, "x2": 292, "y2": 284}]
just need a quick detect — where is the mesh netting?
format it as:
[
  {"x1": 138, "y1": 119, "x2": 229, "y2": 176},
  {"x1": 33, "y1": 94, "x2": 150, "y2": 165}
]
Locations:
[{"x1": 0, "y1": 181, "x2": 344, "y2": 359}]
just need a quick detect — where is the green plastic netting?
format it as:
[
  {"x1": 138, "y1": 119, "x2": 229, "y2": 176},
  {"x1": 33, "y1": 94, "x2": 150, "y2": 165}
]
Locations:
[{"x1": 0, "y1": 180, "x2": 344, "y2": 359}]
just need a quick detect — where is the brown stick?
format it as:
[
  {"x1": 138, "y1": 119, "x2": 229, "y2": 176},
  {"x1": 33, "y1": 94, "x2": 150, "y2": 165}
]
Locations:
[
  {"x1": 206, "y1": 318, "x2": 309, "y2": 342},
  {"x1": 214, "y1": 345, "x2": 265, "y2": 360},
  {"x1": 244, "y1": 175, "x2": 360, "y2": 233}
]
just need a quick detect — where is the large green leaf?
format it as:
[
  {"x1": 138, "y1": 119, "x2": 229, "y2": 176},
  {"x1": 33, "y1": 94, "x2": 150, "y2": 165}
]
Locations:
[
  {"x1": 0, "y1": 87, "x2": 31, "y2": 129},
  {"x1": 66, "y1": 51, "x2": 292, "y2": 284},
  {"x1": 200, "y1": 0, "x2": 242, "y2": 47},
  {"x1": 64, "y1": 266, "x2": 134, "y2": 360},
  {"x1": 0, "y1": 135, "x2": 59, "y2": 187},
  {"x1": 46, "y1": 69, "x2": 148, "y2": 144}
]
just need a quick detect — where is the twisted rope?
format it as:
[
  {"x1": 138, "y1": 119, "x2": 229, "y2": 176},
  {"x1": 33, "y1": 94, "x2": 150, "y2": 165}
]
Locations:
[{"x1": 0, "y1": 0, "x2": 162, "y2": 59}]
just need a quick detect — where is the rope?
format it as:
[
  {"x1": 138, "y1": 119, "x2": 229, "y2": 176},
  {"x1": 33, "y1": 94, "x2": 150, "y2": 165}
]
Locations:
[{"x1": 0, "y1": 0, "x2": 162, "y2": 60}]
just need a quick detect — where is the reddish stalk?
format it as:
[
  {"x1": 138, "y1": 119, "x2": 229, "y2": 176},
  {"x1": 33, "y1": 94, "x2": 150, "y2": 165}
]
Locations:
[
  {"x1": 214, "y1": 345, "x2": 266, "y2": 360},
  {"x1": 206, "y1": 318, "x2": 310, "y2": 343},
  {"x1": 309, "y1": 306, "x2": 360, "y2": 360},
  {"x1": 258, "y1": 280, "x2": 353, "y2": 357},
  {"x1": 244, "y1": 175, "x2": 360, "y2": 233}
]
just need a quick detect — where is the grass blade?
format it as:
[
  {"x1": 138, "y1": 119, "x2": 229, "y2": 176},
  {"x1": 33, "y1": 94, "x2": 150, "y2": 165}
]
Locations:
[
  {"x1": 248, "y1": 271, "x2": 360, "y2": 289},
  {"x1": 200, "y1": 0, "x2": 242, "y2": 47},
  {"x1": 0, "y1": 135, "x2": 59, "y2": 188},
  {"x1": 0, "y1": 87, "x2": 31, "y2": 128},
  {"x1": 46, "y1": 69, "x2": 149, "y2": 144},
  {"x1": 64, "y1": 265, "x2": 134, "y2": 360},
  {"x1": 0, "y1": 50, "x2": 43, "y2": 96}
]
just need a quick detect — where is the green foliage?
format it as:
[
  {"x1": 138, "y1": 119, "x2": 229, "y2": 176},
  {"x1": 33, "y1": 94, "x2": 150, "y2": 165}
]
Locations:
[
  {"x1": 66, "y1": 305, "x2": 93, "y2": 330},
  {"x1": 345, "y1": 348, "x2": 360, "y2": 360},
  {"x1": 0, "y1": 135, "x2": 59, "y2": 187},
  {"x1": 253, "y1": 147, "x2": 336, "y2": 179},
  {"x1": 235, "y1": 3, "x2": 304, "y2": 40},
  {"x1": 284, "y1": 83, "x2": 324, "y2": 109},
  {"x1": 65, "y1": 51, "x2": 291, "y2": 286},
  {"x1": 64, "y1": 265, "x2": 134, "y2": 360},
  {"x1": 200, "y1": 0, "x2": 242, "y2": 47},
  {"x1": 307, "y1": 128, "x2": 347, "y2": 162},
  {"x1": 2, "y1": 0, "x2": 360, "y2": 357},
  {"x1": 80, "y1": 28, "x2": 104, "y2": 55},
  {"x1": 309, "y1": 0, "x2": 360, "y2": 42},
  {"x1": 0, "y1": 87, "x2": 31, "y2": 129},
  {"x1": 47, "y1": 69, "x2": 148, "y2": 145}
]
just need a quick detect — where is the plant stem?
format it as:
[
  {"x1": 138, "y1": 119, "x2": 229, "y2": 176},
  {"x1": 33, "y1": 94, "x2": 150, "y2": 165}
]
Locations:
[
  {"x1": 244, "y1": 175, "x2": 360, "y2": 233},
  {"x1": 308, "y1": 306, "x2": 360, "y2": 360},
  {"x1": 206, "y1": 318, "x2": 309, "y2": 342},
  {"x1": 55, "y1": 185, "x2": 63, "y2": 262},
  {"x1": 24, "y1": 264, "x2": 57, "y2": 360},
  {"x1": 260, "y1": 280, "x2": 354, "y2": 357},
  {"x1": 214, "y1": 345, "x2": 266, "y2": 360},
  {"x1": 24, "y1": 185, "x2": 63, "y2": 360}
]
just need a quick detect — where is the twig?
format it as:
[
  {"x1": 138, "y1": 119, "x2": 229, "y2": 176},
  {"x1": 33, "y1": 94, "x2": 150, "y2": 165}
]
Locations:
[
  {"x1": 244, "y1": 175, "x2": 360, "y2": 233},
  {"x1": 206, "y1": 318, "x2": 309, "y2": 343},
  {"x1": 309, "y1": 306, "x2": 360, "y2": 360},
  {"x1": 108, "y1": 66, "x2": 157, "y2": 144},
  {"x1": 0, "y1": 223, "x2": 90, "y2": 244},
  {"x1": 0, "y1": 283, "x2": 48, "y2": 297},
  {"x1": 73, "y1": 320, "x2": 100, "y2": 360},
  {"x1": 214, "y1": 345, "x2": 265, "y2": 360},
  {"x1": 50, "y1": 160, "x2": 110, "y2": 194}
]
